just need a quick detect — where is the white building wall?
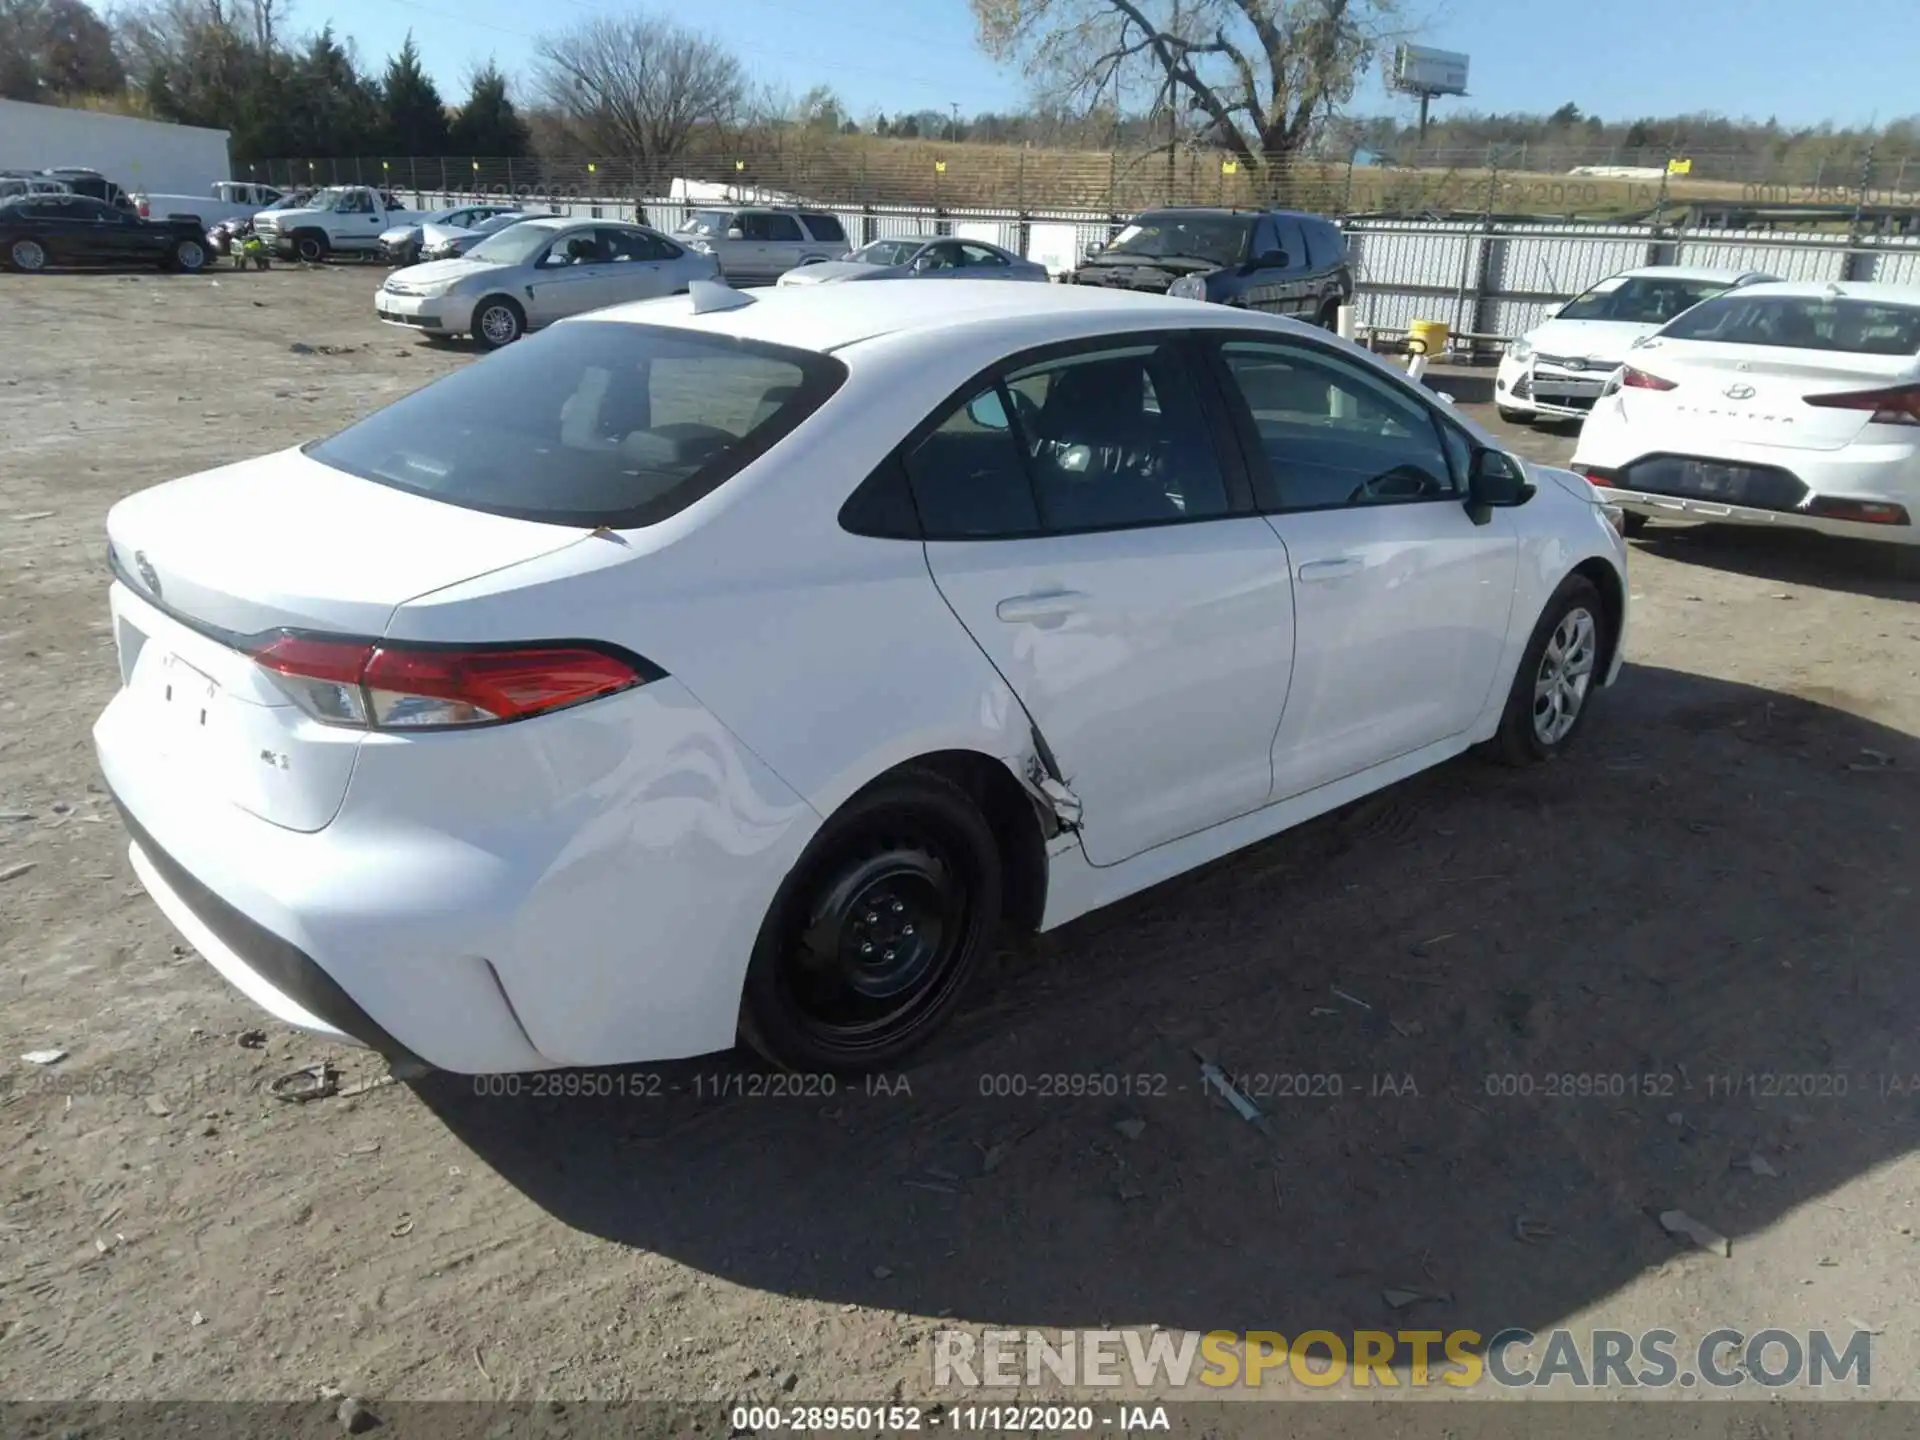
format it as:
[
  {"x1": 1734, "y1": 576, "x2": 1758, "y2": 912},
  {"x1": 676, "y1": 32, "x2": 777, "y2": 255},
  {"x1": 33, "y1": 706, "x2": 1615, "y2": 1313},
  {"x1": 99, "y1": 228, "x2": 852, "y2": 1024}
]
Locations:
[{"x1": 0, "y1": 100, "x2": 232, "y2": 195}]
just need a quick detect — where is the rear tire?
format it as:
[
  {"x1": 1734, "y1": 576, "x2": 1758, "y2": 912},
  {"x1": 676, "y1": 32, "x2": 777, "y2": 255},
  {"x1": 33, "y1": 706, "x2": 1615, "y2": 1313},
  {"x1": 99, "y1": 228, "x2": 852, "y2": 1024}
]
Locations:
[
  {"x1": 170, "y1": 237, "x2": 207, "y2": 273},
  {"x1": 1482, "y1": 575, "x2": 1608, "y2": 767},
  {"x1": 7, "y1": 237, "x2": 48, "y2": 273},
  {"x1": 1315, "y1": 298, "x2": 1340, "y2": 331},
  {"x1": 1496, "y1": 404, "x2": 1529, "y2": 423},
  {"x1": 739, "y1": 769, "x2": 1002, "y2": 1074},
  {"x1": 1621, "y1": 511, "x2": 1650, "y2": 537},
  {"x1": 470, "y1": 296, "x2": 524, "y2": 350}
]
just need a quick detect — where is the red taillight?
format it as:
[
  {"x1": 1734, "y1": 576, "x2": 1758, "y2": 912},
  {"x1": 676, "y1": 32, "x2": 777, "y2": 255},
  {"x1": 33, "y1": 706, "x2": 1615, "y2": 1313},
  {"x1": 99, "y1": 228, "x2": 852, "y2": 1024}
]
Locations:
[
  {"x1": 137, "y1": 200, "x2": 149, "y2": 217},
  {"x1": 1806, "y1": 497, "x2": 1912, "y2": 526},
  {"x1": 1803, "y1": 383, "x2": 1920, "y2": 427},
  {"x1": 1620, "y1": 367, "x2": 1677, "y2": 391},
  {"x1": 247, "y1": 633, "x2": 649, "y2": 729}
]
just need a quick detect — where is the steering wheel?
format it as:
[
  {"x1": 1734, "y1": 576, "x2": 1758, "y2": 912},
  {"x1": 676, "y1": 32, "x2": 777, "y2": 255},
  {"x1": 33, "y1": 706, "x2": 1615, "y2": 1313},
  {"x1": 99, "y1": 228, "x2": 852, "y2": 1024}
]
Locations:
[{"x1": 1346, "y1": 465, "x2": 1443, "y2": 505}]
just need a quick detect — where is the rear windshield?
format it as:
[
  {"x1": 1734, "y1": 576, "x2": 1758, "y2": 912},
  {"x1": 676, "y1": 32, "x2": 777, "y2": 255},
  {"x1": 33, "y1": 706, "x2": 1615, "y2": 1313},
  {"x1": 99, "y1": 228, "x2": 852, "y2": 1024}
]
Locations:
[
  {"x1": 307, "y1": 322, "x2": 847, "y2": 528},
  {"x1": 1658, "y1": 293, "x2": 1920, "y2": 356},
  {"x1": 1558, "y1": 275, "x2": 1735, "y2": 325}
]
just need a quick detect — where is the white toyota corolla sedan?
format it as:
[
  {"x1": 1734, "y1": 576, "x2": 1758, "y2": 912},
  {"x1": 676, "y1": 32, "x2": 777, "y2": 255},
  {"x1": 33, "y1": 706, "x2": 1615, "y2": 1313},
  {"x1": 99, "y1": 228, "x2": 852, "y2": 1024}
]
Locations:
[
  {"x1": 1573, "y1": 280, "x2": 1920, "y2": 548},
  {"x1": 95, "y1": 280, "x2": 1630, "y2": 1075}
]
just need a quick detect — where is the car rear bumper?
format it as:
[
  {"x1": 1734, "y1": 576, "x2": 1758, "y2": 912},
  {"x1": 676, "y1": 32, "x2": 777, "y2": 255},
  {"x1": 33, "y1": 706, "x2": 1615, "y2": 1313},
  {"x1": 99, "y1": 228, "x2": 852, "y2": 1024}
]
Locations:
[
  {"x1": 1576, "y1": 399, "x2": 1920, "y2": 545},
  {"x1": 95, "y1": 667, "x2": 822, "y2": 1073}
]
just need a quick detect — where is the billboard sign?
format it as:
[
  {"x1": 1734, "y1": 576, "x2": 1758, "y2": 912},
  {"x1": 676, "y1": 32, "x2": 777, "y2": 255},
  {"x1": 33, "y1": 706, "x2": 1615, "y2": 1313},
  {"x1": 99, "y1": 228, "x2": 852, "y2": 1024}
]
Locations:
[{"x1": 1392, "y1": 44, "x2": 1470, "y2": 96}]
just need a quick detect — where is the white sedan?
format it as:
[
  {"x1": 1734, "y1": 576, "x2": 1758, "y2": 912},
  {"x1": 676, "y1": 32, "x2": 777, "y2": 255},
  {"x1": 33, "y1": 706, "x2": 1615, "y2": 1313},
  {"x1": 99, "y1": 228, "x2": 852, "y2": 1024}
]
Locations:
[
  {"x1": 1496, "y1": 266, "x2": 1776, "y2": 424},
  {"x1": 375, "y1": 217, "x2": 720, "y2": 348},
  {"x1": 94, "y1": 281, "x2": 1629, "y2": 1076},
  {"x1": 1573, "y1": 280, "x2": 1920, "y2": 547}
]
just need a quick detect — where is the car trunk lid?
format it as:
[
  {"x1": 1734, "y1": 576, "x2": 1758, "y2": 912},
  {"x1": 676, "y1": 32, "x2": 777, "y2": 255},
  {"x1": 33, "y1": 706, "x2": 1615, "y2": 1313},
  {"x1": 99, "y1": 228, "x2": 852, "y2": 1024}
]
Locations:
[
  {"x1": 105, "y1": 449, "x2": 589, "y2": 832},
  {"x1": 1624, "y1": 341, "x2": 1920, "y2": 451}
]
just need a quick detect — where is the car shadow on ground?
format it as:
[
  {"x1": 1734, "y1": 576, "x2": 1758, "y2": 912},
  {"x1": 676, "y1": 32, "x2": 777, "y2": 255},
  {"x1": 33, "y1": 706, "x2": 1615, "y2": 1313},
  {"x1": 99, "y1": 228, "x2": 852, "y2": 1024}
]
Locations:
[
  {"x1": 415, "y1": 663, "x2": 1918, "y2": 1341},
  {"x1": 1633, "y1": 523, "x2": 1920, "y2": 601}
]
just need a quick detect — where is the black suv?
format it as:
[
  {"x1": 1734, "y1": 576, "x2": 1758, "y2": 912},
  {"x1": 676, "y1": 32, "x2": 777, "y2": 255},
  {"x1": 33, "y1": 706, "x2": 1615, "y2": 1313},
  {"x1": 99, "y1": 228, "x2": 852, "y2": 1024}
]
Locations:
[{"x1": 1070, "y1": 207, "x2": 1352, "y2": 328}]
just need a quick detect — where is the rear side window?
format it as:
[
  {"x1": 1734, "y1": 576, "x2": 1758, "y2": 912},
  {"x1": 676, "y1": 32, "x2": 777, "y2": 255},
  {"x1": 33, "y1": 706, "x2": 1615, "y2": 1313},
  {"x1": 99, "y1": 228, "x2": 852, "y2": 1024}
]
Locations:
[
  {"x1": 1659, "y1": 294, "x2": 1920, "y2": 356},
  {"x1": 800, "y1": 212, "x2": 847, "y2": 243},
  {"x1": 307, "y1": 322, "x2": 847, "y2": 528},
  {"x1": 745, "y1": 213, "x2": 805, "y2": 242}
]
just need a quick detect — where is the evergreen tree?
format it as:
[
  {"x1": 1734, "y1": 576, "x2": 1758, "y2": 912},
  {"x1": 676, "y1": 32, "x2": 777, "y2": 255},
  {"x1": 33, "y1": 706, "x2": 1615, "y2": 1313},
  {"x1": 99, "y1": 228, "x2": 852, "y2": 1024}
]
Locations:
[
  {"x1": 448, "y1": 62, "x2": 530, "y2": 157},
  {"x1": 380, "y1": 33, "x2": 449, "y2": 155}
]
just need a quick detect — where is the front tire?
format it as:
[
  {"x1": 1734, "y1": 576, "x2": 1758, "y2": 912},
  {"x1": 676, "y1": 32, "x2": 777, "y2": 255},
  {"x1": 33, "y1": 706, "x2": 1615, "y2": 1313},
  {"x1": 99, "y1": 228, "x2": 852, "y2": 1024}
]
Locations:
[
  {"x1": 1496, "y1": 404, "x2": 1530, "y2": 423},
  {"x1": 470, "y1": 296, "x2": 525, "y2": 350},
  {"x1": 740, "y1": 769, "x2": 1002, "y2": 1073},
  {"x1": 1483, "y1": 574, "x2": 1608, "y2": 767},
  {"x1": 170, "y1": 237, "x2": 207, "y2": 272},
  {"x1": 1315, "y1": 298, "x2": 1341, "y2": 331},
  {"x1": 292, "y1": 230, "x2": 329, "y2": 264},
  {"x1": 7, "y1": 237, "x2": 48, "y2": 273}
]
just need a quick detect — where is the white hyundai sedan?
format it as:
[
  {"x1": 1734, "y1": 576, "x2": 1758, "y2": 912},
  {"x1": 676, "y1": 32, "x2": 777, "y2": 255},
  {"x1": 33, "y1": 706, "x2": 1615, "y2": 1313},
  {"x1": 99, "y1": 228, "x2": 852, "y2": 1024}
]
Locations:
[
  {"x1": 1573, "y1": 280, "x2": 1920, "y2": 548},
  {"x1": 95, "y1": 280, "x2": 1629, "y2": 1076}
]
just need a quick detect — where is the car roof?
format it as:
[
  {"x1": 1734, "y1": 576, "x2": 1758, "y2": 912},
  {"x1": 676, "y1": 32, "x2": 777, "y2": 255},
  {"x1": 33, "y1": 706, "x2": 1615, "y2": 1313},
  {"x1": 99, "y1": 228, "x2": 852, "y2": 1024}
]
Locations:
[
  {"x1": 1714, "y1": 279, "x2": 1920, "y2": 304},
  {"x1": 1614, "y1": 265, "x2": 1774, "y2": 283},
  {"x1": 1137, "y1": 206, "x2": 1331, "y2": 220},
  {"x1": 586, "y1": 278, "x2": 1226, "y2": 352}
]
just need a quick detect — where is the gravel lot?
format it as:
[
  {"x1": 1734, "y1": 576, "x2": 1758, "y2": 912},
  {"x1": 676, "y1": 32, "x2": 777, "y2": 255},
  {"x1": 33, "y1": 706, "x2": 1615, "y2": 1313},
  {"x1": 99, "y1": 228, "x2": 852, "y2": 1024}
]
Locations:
[{"x1": 1, "y1": 265, "x2": 1917, "y2": 1414}]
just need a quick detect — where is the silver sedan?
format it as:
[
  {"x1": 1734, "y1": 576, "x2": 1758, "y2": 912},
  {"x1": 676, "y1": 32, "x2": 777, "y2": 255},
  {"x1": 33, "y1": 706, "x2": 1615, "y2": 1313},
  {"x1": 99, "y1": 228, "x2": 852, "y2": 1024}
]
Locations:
[
  {"x1": 776, "y1": 235, "x2": 1048, "y2": 287},
  {"x1": 375, "y1": 217, "x2": 721, "y2": 349}
]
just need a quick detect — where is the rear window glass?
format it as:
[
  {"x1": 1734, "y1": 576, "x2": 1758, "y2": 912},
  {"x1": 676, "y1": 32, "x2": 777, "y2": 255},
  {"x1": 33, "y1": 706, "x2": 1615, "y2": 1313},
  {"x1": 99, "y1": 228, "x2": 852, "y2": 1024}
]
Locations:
[
  {"x1": 1658, "y1": 294, "x2": 1920, "y2": 356},
  {"x1": 307, "y1": 322, "x2": 846, "y2": 528}
]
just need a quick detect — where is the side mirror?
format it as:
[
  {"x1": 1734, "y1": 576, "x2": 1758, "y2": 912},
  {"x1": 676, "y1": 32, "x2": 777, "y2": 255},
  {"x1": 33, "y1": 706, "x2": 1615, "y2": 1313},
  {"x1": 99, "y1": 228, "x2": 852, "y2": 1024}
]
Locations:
[
  {"x1": 727, "y1": 226, "x2": 745, "y2": 240},
  {"x1": 1085, "y1": 240, "x2": 1105, "y2": 257},
  {"x1": 1465, "y1": 448, "x2": 1536, "y2": 525},
  {"x1": 966, "y1": 391, "x2": 1011, "y2": 430}
]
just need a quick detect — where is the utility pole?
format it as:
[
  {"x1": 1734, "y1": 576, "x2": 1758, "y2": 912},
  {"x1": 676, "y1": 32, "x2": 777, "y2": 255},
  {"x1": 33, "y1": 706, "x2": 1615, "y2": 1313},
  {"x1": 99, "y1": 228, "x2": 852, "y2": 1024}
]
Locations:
[{"x1": 949, "y1": 103, "x2": 960, "y2": 143}]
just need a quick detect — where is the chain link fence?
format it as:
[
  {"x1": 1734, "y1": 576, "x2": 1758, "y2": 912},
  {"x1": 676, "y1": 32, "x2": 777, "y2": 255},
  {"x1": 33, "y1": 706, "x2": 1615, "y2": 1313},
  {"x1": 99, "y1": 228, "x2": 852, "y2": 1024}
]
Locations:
[{"x1": 246, "y1": 140, "x2": 1920, "y2": 229}]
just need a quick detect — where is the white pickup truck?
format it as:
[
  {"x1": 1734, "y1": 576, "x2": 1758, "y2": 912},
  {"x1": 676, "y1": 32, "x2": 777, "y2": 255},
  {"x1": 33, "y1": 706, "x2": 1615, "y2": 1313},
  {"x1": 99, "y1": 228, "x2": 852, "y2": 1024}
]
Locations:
[
  {"x1": 133, "y1": 180, "x2": 285, "y2": 229},
  {"x1": 253, "y1": 185, "x2": 430, "y2": 263}
]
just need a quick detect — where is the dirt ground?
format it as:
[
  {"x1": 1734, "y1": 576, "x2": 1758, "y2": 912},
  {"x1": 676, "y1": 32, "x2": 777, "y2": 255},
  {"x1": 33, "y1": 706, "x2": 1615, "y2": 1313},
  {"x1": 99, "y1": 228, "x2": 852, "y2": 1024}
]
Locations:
[{"x1": 1, "y1": 265, "x2": 1917, "y2": 1420}]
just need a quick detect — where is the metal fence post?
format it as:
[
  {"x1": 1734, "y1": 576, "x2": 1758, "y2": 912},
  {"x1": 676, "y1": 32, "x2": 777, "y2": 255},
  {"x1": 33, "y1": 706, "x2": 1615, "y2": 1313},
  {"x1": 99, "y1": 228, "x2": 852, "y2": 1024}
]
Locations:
[
  {"x1": 1342, "y1": 147, "x2": 1356, "y2": 218},
  {"x1": 1846, "y1": 143, "x2": 1877, "y2": 280}
]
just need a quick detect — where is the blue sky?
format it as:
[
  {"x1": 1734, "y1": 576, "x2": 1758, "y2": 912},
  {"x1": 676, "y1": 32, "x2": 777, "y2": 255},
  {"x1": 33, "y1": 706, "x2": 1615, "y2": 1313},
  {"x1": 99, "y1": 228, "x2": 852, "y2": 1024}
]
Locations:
[{"x1": 333, "y1": 0, "x2": 1913, "y2": 129}]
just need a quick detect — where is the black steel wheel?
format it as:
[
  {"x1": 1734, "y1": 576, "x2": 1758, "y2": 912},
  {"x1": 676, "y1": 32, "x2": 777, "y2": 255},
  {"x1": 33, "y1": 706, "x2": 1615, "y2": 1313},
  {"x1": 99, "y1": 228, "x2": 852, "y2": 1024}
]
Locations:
[{"x1": 741, "y1": 769, "x2": 1001, "y2": 1073}]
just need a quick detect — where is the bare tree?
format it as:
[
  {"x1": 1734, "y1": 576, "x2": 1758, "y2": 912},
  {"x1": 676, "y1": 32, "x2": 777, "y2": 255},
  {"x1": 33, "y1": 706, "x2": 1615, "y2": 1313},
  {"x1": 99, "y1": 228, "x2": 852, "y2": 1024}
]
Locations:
[
  {"x1": 533, "y1": 13, "x2": 745, "y2": 174},
  {"x1": 970, "y1": 0, "x2": 1402, "y2": 175}
]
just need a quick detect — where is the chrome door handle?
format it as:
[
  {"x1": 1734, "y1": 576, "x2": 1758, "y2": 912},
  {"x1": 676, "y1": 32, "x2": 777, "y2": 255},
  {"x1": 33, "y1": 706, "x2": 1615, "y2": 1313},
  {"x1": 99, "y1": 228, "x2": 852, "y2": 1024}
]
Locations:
[
  {"x1": 1297, "y1": 556, "x2": 1362, "y2": 582},
  {"x1": 995, "y1": 590, "x2": 1089, "y2": 624}
]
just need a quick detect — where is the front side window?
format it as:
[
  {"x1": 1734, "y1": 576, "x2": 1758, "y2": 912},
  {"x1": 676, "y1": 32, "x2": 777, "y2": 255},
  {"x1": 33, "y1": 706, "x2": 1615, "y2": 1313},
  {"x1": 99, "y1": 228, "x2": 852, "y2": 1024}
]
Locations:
[
  {"x1": 336, "y1": 191, "x2": 375, "y2": 214},
  {"x1": 1270, "y1": 217, "x2": 1308, "y2": 269},
  {"x1": 306, "y1": 322, "x2": 845, "y2": 528},
  {"x1": 540, "y1": 230, "x2": 604, "y2": 267},
  {"x1": 679, "y1": 210, "x2": 733, "y2": 237},
  {"x1": 1217, "y1": 341, "x2": 1457, "y2": 510},
  {"x1": 600, "y1": 228, "x2": 666, "y2": 262},
  {"x1": 1658, "y1": 293, "x2": 1920, "y2": 356}
]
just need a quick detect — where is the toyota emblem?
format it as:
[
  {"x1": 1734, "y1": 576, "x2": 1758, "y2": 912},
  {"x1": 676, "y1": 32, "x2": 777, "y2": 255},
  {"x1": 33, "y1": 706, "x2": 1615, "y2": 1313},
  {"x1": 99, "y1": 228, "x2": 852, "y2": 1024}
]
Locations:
[
  {"x1": 134, "y1": 549, "x2": 162, "y2": 599},
  {"x1": 1723, "y1": 383, "x2": 1757, "y2": 400},
  {"x1": 1563, "y1": 358, "x2": 1585, "y2": 372}
]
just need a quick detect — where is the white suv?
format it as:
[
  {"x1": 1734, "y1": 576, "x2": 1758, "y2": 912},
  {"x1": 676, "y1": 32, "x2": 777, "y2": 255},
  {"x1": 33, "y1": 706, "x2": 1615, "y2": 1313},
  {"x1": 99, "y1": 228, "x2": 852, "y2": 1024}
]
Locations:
[{"x1": 675, "y1": 207, "x2": 850, "y2": 284}]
